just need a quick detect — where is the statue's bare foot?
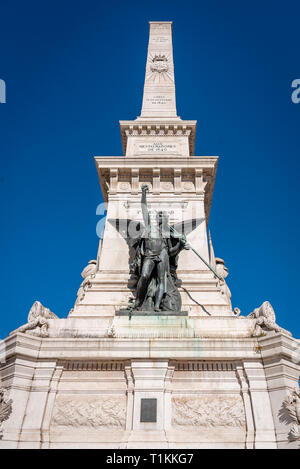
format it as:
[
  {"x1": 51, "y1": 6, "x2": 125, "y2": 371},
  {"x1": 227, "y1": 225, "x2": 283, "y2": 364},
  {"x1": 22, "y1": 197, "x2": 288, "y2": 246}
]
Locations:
[{"x1": 154, "y1": 306, "x2": 160, "y2": 312}]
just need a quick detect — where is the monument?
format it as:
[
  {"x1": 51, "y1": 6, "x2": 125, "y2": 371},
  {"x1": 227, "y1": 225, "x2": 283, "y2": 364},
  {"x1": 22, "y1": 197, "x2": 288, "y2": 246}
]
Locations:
[{"x1": 0, "y1": 21, "x2": 299, "y2": 449}]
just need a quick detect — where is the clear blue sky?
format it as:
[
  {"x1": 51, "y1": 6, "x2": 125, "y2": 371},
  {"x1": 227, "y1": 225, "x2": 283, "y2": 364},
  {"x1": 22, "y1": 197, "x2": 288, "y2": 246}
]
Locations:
[{"x1": 0, "y1": 0, "x2": 299, "y2": 338}]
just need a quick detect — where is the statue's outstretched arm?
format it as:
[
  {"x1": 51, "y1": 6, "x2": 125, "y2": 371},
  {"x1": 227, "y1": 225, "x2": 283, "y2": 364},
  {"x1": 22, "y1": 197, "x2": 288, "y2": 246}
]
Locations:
[{"x1": 141, "y1": 184, "x2": 150, "y2": 230}]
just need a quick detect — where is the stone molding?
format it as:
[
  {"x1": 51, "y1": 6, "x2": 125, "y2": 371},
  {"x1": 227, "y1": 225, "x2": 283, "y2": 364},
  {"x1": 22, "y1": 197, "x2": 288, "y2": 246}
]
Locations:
[
  {"x1": 119, "y1": 121, "x2": 197, "y2": 156},
  {"x1": 173, "y1": 361, "x2": 237, "y2": 371},
  {"x1": 95, "y1": 157, "x2": 218, "y2": 221},
  {"x1": 63, "y1": 361, "x2": 125, "y2": 371}
]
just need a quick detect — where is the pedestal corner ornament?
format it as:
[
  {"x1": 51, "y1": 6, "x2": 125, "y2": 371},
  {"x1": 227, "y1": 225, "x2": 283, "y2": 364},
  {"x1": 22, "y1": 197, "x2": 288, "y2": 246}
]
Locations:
[{"x1": 0, "y1": 21, "x2": 299, "y2": 450}]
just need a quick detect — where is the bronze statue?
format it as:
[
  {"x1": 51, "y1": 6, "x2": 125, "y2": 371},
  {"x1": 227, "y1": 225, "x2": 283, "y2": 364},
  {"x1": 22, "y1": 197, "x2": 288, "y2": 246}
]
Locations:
[
  {"x1": 131, "y1": 184, "x2": 189, "y2": 312},
  {"x1": 108, "y1": 185, "x2": 207, "y2": 313}
]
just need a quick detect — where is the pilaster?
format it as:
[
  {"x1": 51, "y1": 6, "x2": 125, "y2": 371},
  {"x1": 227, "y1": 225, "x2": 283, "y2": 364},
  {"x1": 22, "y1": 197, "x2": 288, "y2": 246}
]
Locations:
[{"x1": 243, "y1": 360, "x2": 277, "y2": 448}]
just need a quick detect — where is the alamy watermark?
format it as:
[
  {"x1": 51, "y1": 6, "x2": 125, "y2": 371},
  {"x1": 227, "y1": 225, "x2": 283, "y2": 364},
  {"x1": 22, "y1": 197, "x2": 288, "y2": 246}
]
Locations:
[
  {"x1": 95, "y1": 200, "x2": 205, "y2": 240},
  {"x1": 0, "y1": 79, "x2": 6, "y2": 103},
  {"x1": 291, "y1": 79, "x2": 300, "y2": 104}
]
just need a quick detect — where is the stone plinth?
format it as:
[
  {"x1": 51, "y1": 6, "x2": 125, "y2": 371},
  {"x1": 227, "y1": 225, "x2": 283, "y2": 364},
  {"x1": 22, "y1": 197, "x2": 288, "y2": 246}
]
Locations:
[{"x1": 0, "y1": 330, "x2": 299, "y2": 448}]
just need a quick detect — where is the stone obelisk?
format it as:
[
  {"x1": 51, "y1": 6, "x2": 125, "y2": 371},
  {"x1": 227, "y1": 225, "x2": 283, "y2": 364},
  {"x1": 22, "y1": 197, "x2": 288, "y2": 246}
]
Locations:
[{"x1": 139, "y1": 21, "x2": 177, "y2": 119}]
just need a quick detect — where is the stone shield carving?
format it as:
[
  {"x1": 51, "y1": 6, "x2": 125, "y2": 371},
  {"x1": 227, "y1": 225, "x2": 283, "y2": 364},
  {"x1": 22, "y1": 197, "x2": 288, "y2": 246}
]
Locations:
[
  {"x1": 51, "y1": 395, "x2": 126, "y2": 429},
  {"x1": 172, "y1": 396, "x2": 245, "y2": 428}
]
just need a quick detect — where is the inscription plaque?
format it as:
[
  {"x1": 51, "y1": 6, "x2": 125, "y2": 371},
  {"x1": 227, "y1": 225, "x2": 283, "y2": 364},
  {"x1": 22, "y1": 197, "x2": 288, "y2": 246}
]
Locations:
[{"x1": 140, "y1": 398, "x2": 157, "y2": 422}]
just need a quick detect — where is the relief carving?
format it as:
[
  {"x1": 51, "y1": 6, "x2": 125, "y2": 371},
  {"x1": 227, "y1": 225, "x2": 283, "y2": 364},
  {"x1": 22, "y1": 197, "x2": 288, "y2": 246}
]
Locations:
[
  {"x1": 172, "y1": 396, "x2": 245, "y2": 428},
  {"x1": 146, "y1": 52, "x2": 174, "y2": 83},
  {"x1": 247, "y1": 301, "x2": 292, "y2": 337},
  {"x1": 280, "y1": 388, "x2": 300, "y2": 441},
  {"x1": 118, "y1": 182, "x2": 131, "y2": 191},
  {"x1": 51, "y1": 395, "x2": 126, "y2": 429},
  {"x1": 74, "y1": 260, "x2": 97, "y2": 306},
  {"x1": 183, "y1": 182, "x2": 194, "y2": 191},
  {"x1": 150, "y1": 54, "x2": 169, "y2": 73},
  {"x1": 0, "y1": 387, "x2": 12, "y2": 439},
  {"x1": 161, "y1": 181, "x2": 173, "y2": 191},
  {"x1": 10, "y1": 300, "x2": 58, "y2": 338}
]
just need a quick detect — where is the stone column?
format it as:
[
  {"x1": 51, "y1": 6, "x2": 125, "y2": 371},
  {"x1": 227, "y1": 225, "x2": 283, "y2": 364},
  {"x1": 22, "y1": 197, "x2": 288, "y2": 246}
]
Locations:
[
  {"x1": 124, "y1": 365, "x2": 134, "y2": 431},
  {"x1": 0, "y1": 356, "x2": 35, "y2": 448},
  {"x1": 40, "y1": 363, "x2": 64, "y2": 448},
  {"x1": 164, "y1": 365, "x2": 175, "y2": 431},
  {"x1": 109, "y1": 168, "x2": 118, "y2": 195},
  {"x1": 152, "y1": 168, "x2": 160, "y2": 195},
  {"x1": 236, "y1": 365, "x2": 255, "y2": 448},
  {"x1": 174, "y1": 168, "x2": 181, "y2": 194},
  {"x1": 243, "y1": 360, "x2": 277, "y2": 448},
  {"x1": 126, "y1": 360, "x2": 172, "y2": 448},
  {"x1": 17, "y1": 359, "x2": 58, "y2": 448},
  {"x1": 258, "y1": 333, "x2": 300, "y2": 449},
  {"x1": 131, "y1": 169, "x2": 139, "y2": 194}
]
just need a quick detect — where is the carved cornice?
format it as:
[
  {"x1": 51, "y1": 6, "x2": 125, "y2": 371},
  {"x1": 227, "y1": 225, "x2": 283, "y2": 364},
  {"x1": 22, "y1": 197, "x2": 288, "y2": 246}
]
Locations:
[
  {"x1": 172, "y1": 361, "x2": 237, "y2": 371},
  {"x1": 95, "y1": 157, "x2": 218, "y2": 222},
  {"x1": 63, "y1": 361, "x2": 125, "y2": 371},
  {"x1": 119, "y1": 121, "x2": 197, "y2": 156}
]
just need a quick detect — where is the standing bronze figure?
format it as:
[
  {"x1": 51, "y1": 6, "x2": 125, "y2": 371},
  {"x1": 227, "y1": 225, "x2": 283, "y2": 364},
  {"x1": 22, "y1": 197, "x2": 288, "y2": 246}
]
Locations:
[
  {"x1": 108, "y1": 186, "x2": 206, "y2": 313},
  {"x1": 132, "y1": 184, "x2": 189, "y2": 312}
]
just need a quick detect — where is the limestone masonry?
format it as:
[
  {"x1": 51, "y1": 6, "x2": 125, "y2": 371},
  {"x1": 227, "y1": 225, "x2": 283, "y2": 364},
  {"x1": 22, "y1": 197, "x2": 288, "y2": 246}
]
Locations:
[{"x1": 0, "y1": 21, "x2": 299, "y2": 449}]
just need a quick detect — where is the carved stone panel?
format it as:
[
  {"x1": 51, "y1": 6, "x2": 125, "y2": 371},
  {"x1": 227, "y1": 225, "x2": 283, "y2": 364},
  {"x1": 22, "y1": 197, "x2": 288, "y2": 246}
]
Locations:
[
  {"x1": 51, "y1": 395, "x2": 126, "y2": 429},
  {"x1": 172, "y1": 396, "x2": 245, "y2": 428}
]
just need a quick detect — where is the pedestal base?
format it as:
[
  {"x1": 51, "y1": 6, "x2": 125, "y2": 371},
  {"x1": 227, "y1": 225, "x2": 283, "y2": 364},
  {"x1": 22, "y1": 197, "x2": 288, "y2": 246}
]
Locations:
[{"x1": 115, "y1": 309, "x2": 188, "y2": 317}]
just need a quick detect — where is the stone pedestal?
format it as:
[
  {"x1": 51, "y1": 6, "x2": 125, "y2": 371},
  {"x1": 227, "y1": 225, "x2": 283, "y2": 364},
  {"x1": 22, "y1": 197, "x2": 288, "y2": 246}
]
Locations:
[{"x1": 1, "y1": 329, "x2": 299, "y2": 448}]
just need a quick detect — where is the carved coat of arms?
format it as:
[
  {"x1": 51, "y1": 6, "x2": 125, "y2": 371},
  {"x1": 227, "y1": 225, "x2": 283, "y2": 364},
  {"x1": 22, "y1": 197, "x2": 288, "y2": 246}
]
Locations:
[{"x1": 150, "y1": 54, "x2": 169, "y2": 73}]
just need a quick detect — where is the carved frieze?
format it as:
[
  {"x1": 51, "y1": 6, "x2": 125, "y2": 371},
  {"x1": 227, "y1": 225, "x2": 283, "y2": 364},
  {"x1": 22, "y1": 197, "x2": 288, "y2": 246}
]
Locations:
[
  {"x1": 182, "y1": 182, "x2": 194, "y2": 191},
  {"x1": 51, "y1": 395, "x2": 126, "y2": 429},
  {"x1": 161, "y1": 181, "x2": 173, "y2": 191},
  {"x1": 118, "y1": 182, "x2": 131, "y2": 191},
  {"x1": 125, "y1": 126, "x2": 191, "y2": 138},
  {"x1": 172, "y1": 396, "x2": 245, "y2": 428}
]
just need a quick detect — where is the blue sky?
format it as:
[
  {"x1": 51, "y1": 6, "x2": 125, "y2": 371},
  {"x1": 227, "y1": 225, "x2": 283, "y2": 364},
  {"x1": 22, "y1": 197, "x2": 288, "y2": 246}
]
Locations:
[{"x1": 0, "y1": 0, "x2": 299, "y2": 338}]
